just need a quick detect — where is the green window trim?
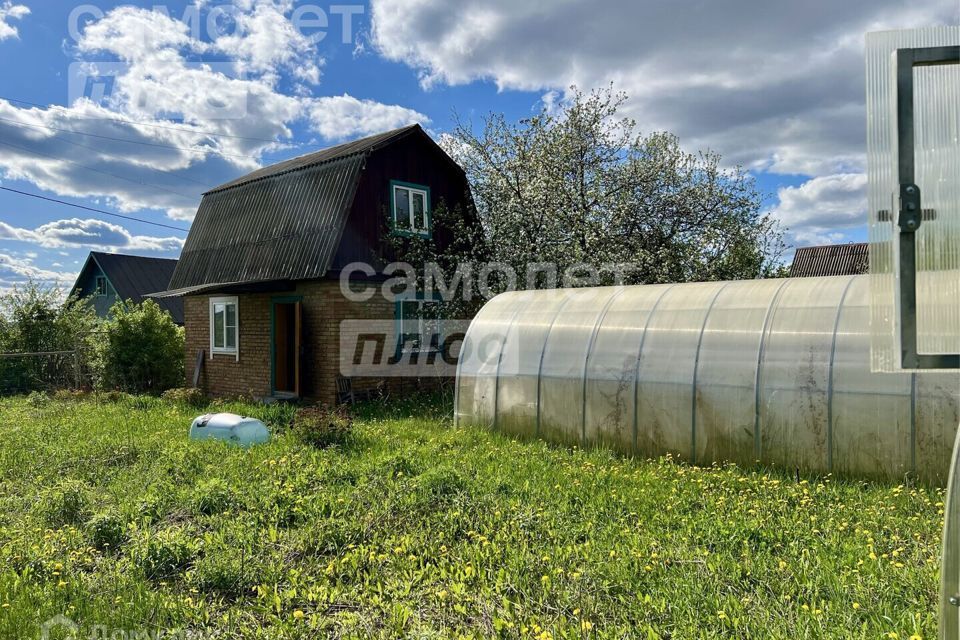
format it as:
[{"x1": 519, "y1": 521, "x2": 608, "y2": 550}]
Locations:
[
  {"x1": 390, "y1": 180, "x2": 432, "y2": 238},
  {"x1": 394, "y1": 294, "x2": 444, "y2": 358},
  {"x1": 94, "y1": 275, "x2": 108, "y2": 297}
]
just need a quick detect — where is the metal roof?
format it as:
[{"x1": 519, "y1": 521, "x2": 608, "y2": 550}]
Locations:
[
  {"x1": 71, "y1": 252, "x2": 183, "y2": 323},
  {"x1": 206, "y1": 124, "x2": 420, "y2": 194},
  {"x1": 168, "y1": 153, "x2": 365, "y2": 290},
  {"x1": 789, "y1": 243, "x2": 869, "y2": 278}
]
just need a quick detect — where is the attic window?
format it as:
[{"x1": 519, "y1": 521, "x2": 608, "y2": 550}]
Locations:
[
  {"x1": 210, "y1": 296, "x2": 239, "y2": 360},
  {"x1": 391, "y1": 181, "x2": 431, "y2": 236},
  {"x1": 95, "y1": 276, "x2": 108, "y2": 297}
]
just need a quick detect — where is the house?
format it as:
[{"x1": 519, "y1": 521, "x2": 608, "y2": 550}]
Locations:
[
  {"x1": 789, "y1": 242, "x2": 869, "y2": 277},
  {"x1": 150, "y1": 124, "x2": 475, "y2": 403},
  {"x1": 70, "y1": 252, "x2": 183, "y2": 324}
]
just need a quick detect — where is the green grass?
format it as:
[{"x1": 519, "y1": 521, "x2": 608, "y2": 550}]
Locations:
[{"x1": 0, "y1": 392, "x2": 945, "y2": 639}]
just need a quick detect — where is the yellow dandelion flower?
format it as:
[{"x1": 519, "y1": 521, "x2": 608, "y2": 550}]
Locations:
[
  {"x1": 293, "y1": 610, "x2": 304, "y2": 620},
  {"x1": 852, "y1": 602, "x2": 861, "y2": 610},
  {"x1": 580, "y1": 620, "x2": 593, "y2": 631}
]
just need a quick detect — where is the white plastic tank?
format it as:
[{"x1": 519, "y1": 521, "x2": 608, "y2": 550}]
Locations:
[{"x1": 189, "y1": 413, "x2": 270, "y2": 446}]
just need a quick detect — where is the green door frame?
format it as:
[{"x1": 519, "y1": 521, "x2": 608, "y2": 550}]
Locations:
[{"x1": 270, "y1": 295, "x2": 303, "y2": 395}]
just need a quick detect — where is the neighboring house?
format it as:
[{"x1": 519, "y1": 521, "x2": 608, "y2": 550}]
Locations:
[
  {"x1": 150, "y1": 124, "x2": 475, "y2": 403},
  {"x1": 789, "y1": 242, "x2": 869, "y2": 277},
  {"x1": 70, "y1": 252, "x2": 183, "y2": 324}
]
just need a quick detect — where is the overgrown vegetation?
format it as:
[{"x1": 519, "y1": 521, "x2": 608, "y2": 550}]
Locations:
[
  {"x1": 0, "y1": 282, "x2": 184, "y2": 396},
  {"x1": 91, "y1": 299, "x2": 185, "y2": 393},
  {"x1": 0, "y1": 393, "x2": 944, "y2": 639}
]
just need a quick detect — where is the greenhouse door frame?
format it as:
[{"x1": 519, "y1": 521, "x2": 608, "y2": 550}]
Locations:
[{"x1": 894, "y1": 45, "x2": 960, "y2": 370}]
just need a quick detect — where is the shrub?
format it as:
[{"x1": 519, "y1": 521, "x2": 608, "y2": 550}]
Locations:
[
  {"x1": 86, "y1": 511, "x2": 127, "y2": 551},
  {"x1": 162, "y1": 387, "x2": 207, "y2": 408},
  {"x1": 0, "y1": 282, "x2": 97, "y2": 394},
  {"x1": 293, "y1": 405, "x2": 353, "y2": 448},
  {"x1": 132, "y1": 527, "x2": 196, "y2": 580},
  {"x1": 40, "y1": 480, "x2": 91, "y2": 527},
  {"x1": 25, "y1": 390, "x2": 49, "y2": 408},
  {"x1": 52, "y1": 389, "x2": 89, "y2": 402},
  {"x1": 189, "y1": 545, "x2": 258, "y2": 597},
  {"x1": 91, "y1": 299, "x2": 184, "y2": 394},
  {"x1": 191, "y1": 478, "x2": 237, "y2": 516}
]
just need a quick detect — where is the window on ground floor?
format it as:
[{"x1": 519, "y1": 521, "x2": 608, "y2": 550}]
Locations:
[
  {"x1": 396, "y1": 297, "x2": 442, "y2": 354},
  {"x1": 210, "y1": 296, "x2": 239, "y2": 359}
]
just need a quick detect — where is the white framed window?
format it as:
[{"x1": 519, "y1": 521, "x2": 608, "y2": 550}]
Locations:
[
  {"x1": 95, "y1": 275, "x2": 108, "y2": 297},
  {"x1": 209, "y1": 296, "x2": 239, "y2": 360},
  {"x1": 391, "y1": 181, "x2": 430, "y2": 236},
  {"x1": 396, "y1": 297, "x2": 442, "y2": 354}
]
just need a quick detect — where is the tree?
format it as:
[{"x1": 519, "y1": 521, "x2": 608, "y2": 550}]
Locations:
[
  {"x1": 444, "y1": 85, "x2": 785, "y2": 288},
  {"x1": 92, "y1": 299, "x2": 184, "y2": 394},
  {"x1": 0, "y1": 282, "x2": 97, "y2": 393}
]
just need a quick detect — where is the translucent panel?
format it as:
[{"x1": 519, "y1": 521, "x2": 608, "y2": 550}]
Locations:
[
  {"x1": 759, "y1": 277, "x2": 851, "y2": 474},
  {"x1": 695, "y1": 279, "x2": 786, "y2": 467},
  {"x1": 866, "y1": 27, "x2": 960, "y2": 370},
  {"x1": 495, "y1": 289, "x2": 571, "y2": 438},
  {"x1": 584, "y1": 284, "x2": 673, "y2": 451},
  {"x1": 636, "y1": 282, "x2": 726, "y2": 460},
  {"x1": 831, "y1": 277, "x2": 913, "y2": 479},
  {"x1": 454, "y1": 275, "x2": 960, "y2": 482},
  {"x1": 916, "y1": 371, "x2": 960, "y2": 485},
  {"x1": 914, "y1": 61, "x2": 960, "y2": 354},
  {"x1": 454, "y1": 292, "x2": 528, "y2": 429},
  {"x1": 540, "y1": 287, "x2": 621, "y2": 445}
]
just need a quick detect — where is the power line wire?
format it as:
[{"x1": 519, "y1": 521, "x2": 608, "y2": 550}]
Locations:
[
  {"x1": 0, "y1": 139, "x2": 200, "y2": 203},
  {"x1": 0, "y1": 95, "x2": 296, "y2": 145},
  {"x1": 0, "y1": 115, "x2": 260, "y2": 160},
  {"x1": 0, "y1": 186, "x2": 190, "y2": 233},
  {"x1": 0, "y1": 118, "x2": 215, "y2": 189}
]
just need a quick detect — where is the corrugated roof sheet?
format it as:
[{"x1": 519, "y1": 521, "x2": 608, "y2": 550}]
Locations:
[
  {"x1": 790, "y1": 243, "x2": 869, "y2": 277},
  {"x1": 207, "y1": 124, "x2": 419, "y2": 194},
  {"x1": 168, "y1": 153, "x2": 365, "y2": 289},
  {"x1": 77, "y1": 252, "x2": 183, "y2": 323}
]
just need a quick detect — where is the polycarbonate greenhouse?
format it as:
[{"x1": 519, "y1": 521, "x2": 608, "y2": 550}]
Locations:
[{"x1": 455, "y1": 275, "x2": 960, "y2": 484}]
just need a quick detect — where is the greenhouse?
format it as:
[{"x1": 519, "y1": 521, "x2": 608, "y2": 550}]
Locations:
[{"x1": 454, "y1": 275, "x2": 960, "y2": 484}]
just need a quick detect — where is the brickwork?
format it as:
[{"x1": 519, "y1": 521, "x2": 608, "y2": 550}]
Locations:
[{"x1": 183, "y1": 280, "x2": 450, "y2": 404}]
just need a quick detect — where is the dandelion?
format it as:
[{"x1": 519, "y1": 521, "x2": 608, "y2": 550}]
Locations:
[
  {"x1": 909, "y1": 635, "x2": 922, "y2": 640},
  {"x1": 717, "y1": 611, "x2": 728, "y2": 621},
  {"x1": 580, "y1": 620, "x2": 593, "y2": 631},
  {"x1": 293, "y1": 610, "x2": 304, "y2": 620},
  {"x1": 852, "y1": 602, "x2": 861, "y2": 610}
]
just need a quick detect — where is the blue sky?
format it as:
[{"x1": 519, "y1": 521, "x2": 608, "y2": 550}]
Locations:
[{"x1": 0, "y1": 0, "x2": 956, "y2": 292}]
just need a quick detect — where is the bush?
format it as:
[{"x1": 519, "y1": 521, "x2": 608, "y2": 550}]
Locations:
[
  {"x1": 40, "y1": 480, "x2": 91, "y2": 527},
  {"x1": 0, "y1": 282, "x2": 96, "y2": 394},
  {"x1": 162, "y1": 387, "x2": 207, "y2": 408},
  {"x1": 92, "y1": 299, "x2": 184, "y2": 394},
  {"x1": 86, "y1": 511, "x2": 127, "y2": 551},
  {"x1": 132, "y1": 527, "x2": 196, "y2": 580},
  {"x1": 293, "y1": 405, "x2": 353, "y2": 448},
  {"x1": 190, "y1": 478, "x2": 237, "y2": 516}
]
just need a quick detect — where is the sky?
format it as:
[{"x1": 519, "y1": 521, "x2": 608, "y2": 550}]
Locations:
[{"x1": 0, "y1": 0, "x2": 957, "y2": 294}]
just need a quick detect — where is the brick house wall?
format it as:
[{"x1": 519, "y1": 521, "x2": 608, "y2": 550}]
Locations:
[{"x1": 184, "y1": 279, "x2": 448, "y2": 404}]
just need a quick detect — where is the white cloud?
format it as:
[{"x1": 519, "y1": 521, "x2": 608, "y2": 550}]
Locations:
[
  {"x1": 213, "y1": 1, "x2": 324, "y2": 84},
  {"x1": 370, "y1": 0, "x2": 958, "y2": 176},
  {"x1": 0, "y1": 253, "x2": 73, "y2": 292},
  {"x1": 0, "y1": 5, "x2": 429, "y2": 224},
  {"x1": 770, "y1": 173, "x2": 867, "y2": 245},
  {"x1": 305, "y1": 95, "x2": 428, "y2": 139},
  {"x1": 0, "y1": 2, "x2": 28, "y2": 41},
  {"x1": 0, "y1": 218, "x2": 184, "y2": 252}
]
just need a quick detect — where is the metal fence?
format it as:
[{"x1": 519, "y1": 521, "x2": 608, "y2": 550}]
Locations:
[{"x1": 0, "y1": 350, "x2": 90, "y2": 395}]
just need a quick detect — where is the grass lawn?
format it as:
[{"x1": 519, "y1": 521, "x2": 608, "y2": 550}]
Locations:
[{"x1": 0, "y1": 392, "x2": 945, "y2": 639}]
